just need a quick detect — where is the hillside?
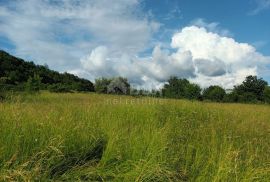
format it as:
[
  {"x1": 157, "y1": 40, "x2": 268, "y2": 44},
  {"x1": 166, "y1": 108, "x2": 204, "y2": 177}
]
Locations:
[
  {"x1": 0, "y1": 93, "x2": 269, "y2": 181},
  {"x1": 0, "y1": 50, "x2": 94, "y2": 92}
]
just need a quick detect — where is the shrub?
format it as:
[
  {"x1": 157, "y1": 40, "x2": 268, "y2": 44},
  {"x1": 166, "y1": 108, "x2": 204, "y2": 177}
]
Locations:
[{"x1": 48, "y1": 84, "x2": 72, "y2": 93}]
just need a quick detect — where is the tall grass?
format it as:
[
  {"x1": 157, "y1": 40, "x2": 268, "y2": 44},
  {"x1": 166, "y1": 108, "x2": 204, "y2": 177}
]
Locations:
[{"x1": 0, "y1": 92, "x2": 269, "y2": 181}]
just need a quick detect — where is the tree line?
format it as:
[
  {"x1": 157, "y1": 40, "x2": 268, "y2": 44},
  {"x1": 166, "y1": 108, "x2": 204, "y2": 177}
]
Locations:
[
  {"x1": 1, "y1": 50, "x2": 270, "y2": 104},
  {"x1": 163, "y1": 76, "x2": 270, "y2": 103},
  {"x1": 94, "y1": 76, "x2": 270, "y2": 104},
  {"x1": 0, "y1": 50, "x2": 94, "y2": 95}
]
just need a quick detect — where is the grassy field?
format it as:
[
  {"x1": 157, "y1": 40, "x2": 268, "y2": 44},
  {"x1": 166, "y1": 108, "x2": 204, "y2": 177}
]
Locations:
[{"x1": 0, "y1": 92, "x2": 270, "y2": 181}]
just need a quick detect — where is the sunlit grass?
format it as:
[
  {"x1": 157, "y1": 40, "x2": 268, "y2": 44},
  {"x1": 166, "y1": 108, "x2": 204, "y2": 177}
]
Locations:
[{"x1": 0, "y1": 92, "x2": 269, "y2": 181}]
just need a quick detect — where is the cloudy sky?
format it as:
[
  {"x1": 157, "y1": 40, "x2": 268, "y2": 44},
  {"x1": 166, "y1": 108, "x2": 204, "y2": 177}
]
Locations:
[{"x1": 1, "y1": 0, "x2": 270, "y2": 89}]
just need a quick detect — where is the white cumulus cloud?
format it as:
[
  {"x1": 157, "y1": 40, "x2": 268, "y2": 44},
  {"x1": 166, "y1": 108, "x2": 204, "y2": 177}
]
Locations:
[
  {"x1": 0, "y1": 0, "x2": 159, "y2": 70},
  {"x1": 1, "y1": 1, "x2": 269, "y2": 89},
  {"x1": 80, "y1": 26, "x2": 270, "y2": 89}
]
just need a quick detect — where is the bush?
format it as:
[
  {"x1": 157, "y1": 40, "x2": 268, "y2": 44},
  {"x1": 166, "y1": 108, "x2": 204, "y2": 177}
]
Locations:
[
  {"x1": 48, "y1": 84, "x2": 72, "y2": 93},
  {"x1": 237, "y1": 92, "x2": 258, "y2": 103}
]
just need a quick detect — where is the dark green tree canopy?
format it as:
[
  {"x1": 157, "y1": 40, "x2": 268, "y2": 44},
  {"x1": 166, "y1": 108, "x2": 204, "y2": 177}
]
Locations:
[
  {"x1": 203, "y1": 85, "x2": 226, "y2": 102},
  {"x1": 26, "y1": 73, "x2": 42, "y2": 93},
  {"x1": 234, "y1": 75, "x2": 268, "y2": 102},
  {"x1": 162, "y1": 76, "x2": 201, "y2": 100},
  {"x1": 263, "y1": 86, "x2": 270, "y2": 103},
  {"x1": 0, "y1": 50, "x2": 94, "y2": 92}
]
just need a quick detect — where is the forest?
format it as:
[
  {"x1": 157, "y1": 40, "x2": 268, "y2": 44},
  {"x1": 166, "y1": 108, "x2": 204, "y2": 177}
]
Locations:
[{"x1": 0, "y1": 50, "x2": 94, "y2": 93}]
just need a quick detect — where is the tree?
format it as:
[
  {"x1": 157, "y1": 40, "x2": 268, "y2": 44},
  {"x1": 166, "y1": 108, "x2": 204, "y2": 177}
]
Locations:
[
  {"x1": 162, "y1": 77, "x2": 190, "y2": 99},
  {"x1": 162, "y1": 77, "x2": 202, "y2": 100},
  {"x1": 0, "y1": 91, "x2": 5, "y2": 101},
  {"x1": 25, "y1": 74, "x2": 42, "y2": 93},
  {"x1": 233, "y1": 75, "x2": 268, "y2": 102},
  {"x1": 223, "y1": 91, "x2": 239, "y2": 103},
  {"x1": 185, "y1": 83, "x2": 202, "y2": 100},
  {"x1": 8, "y1": 71, "x2": 20, "y2": 84},
  {"x1": 0, "y1": 50, "x2": 94, "y2": 92},
  {"x1": 107, "y1": 77, "x2": 130, "y2": 95},
  {"x1": 130, "y1": 88, "x2": 139, "y2": 96},
  {"x1": 150, "y1": 90, "x2": 162, "y2": 98},
  {"x1": 203, "y1": 85, "x2": 226, "y2": 102},
  {"x1": 263, "y1": 86, "x2": 270, "y2": 103},
  {"x1": 94, "y1": 78, "x2": 112, "y2": 93}
]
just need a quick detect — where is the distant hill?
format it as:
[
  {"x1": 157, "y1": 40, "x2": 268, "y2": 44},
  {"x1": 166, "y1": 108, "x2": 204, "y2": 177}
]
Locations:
[{"x1": 0, "y1": 50, "x2": 94, "y2": 92}]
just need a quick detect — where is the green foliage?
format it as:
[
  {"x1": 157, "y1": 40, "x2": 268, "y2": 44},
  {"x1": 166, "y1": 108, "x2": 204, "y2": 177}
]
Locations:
[
  {"x1": 48, "y1": 84, "x2": 72, "y2": 93},
  {"x1": 130, "y1": 88, "x2": 139, "y2": 96},
  {"x1": 0, "y1": 91, "x2": 5, "y2": 102},
  {"x1": 263, "y1": 86, "x2": 270, "y2": 103},
  {"x1": 162, "y1": 77, "x2": 189, "y2": 99},
  {"x1": 130, "y1": 89, "x2": 162, "y2": 98},
  {"x1": 2, "y1": 50, "x2": 270, "y2": 104},
  {"x1": 233, "y1": 75, "x2": 268, "y2": 102},
  {"x1": 161, "y1": 75, "x2": 270, "y2": 104},
  {"x1": 94, "y1": 77, "x2": 112, "y2": 93},
  {"x1": 162, "y1": 77, "x2": 201, "y2": 100},
  {"x1": 25, "y1": 74, "x2": 42, "y2": 93},
  {"x1": 185, "y1": 83, "x2": 202, "y2": 100},
  {"x1": 0, "y1": 50, "x2": 94, "y2": 92},
  {"x1": 0, "y1": 77, "x2": 9, "y2": 84},
  {"x1": 154, "y1": 90, "x2": 161, "y2": 97},
  {"x1": 203, "y1": 85, "x2": 226, "y2": 102},
  {"x1": 223, "y1": 91, "x2": 238, "y2": 103}
]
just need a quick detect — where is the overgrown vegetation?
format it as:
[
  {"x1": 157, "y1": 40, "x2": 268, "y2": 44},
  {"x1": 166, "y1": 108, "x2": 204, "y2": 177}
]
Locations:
[{"x1": 0, "y1": 93, "x2": 269, "y2": 181}]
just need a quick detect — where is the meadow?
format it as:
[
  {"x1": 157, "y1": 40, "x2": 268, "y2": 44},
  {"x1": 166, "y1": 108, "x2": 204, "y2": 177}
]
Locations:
[{"x1": 0, "y1": 92, "x2": 269, "y2": 181}]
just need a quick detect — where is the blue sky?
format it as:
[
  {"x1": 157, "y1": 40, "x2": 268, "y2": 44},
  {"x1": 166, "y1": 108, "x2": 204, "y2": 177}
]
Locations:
[
  {"x1": 142, "y1": 0, "x2": 270, "y2": 55},
  {"x1": 0, "y1": 0, "x2": 270, "y2": 89}
]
